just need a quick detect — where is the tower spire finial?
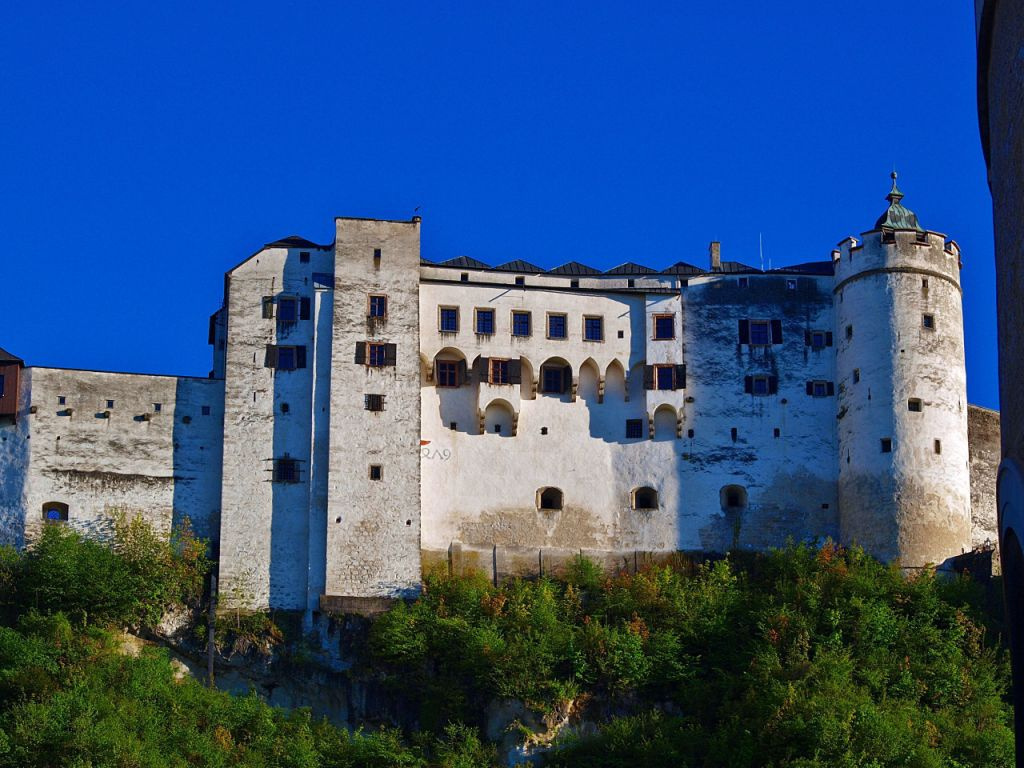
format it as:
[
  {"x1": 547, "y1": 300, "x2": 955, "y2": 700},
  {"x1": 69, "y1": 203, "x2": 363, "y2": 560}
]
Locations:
[{"x1": 887, "y1": 170, "x2": 904, "y2": 204}]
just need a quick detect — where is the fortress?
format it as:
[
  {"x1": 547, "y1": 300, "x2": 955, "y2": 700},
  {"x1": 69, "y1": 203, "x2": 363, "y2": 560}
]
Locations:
[{"x1": 0, "y1": 175, "x2": 1002, "y2": 615}]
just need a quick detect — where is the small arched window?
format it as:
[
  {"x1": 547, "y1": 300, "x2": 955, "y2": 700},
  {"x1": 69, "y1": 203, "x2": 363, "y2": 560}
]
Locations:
[
  {"x1": 538, "y1": 487, "x2": 564, "y2": 511},
  {"x1": 42, "y1": 502, "x2": 69, "y2": 523},
  {"x1": 632, "y1": 487, "x2": 658, "y2": 510},
  {"x1": 720, "y1": 485, "x2": 747, "y2": 510}
]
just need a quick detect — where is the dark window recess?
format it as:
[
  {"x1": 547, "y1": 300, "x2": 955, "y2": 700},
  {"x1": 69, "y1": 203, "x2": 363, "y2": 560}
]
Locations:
[
  {"x1": 853, "y1": 369, "x2": 861, "y2": 383},
  {"x1": 436, "y1": 360, "x2": 460, "y2": 387},
  {"x1": 58, "y1": 396, "x2": 66, "y2": 405},
  {"x1": 687, "y1": 428, "x2": 694, "y2": 438},
  {"x1": 299, "y1": 251, "x2": 310, "y2": 263},
  {"x1": 730, "y1": 427, "x2": 738, "y2": 442},
  {"x1": 300, "y1": 297, "x2": 311, "y2": 320},
  {"x1": 512, "y1": 311, "x2": 531, "y2": 337},
  {"x1": 272, "y1": 457, "x2": 300, "y2": 483},
  {"x1": 774, "y1": 428, "x2": 780, "y2": 438},
  {"x1": 882, "y1": 229, "x2": 896, "y2": 243},
  {"x1": 262, "y1": 296, "x2": 275, "y2": 318},
  {"x1": 356, "y1": 342, "x2": 396, "y2": 367},
  {"x1": 540, "y1": 427, "x2": 548, "y2": 435},
  {"x1": 369, "y1": 295, "x2": 388, "y2": 317},
  {"x1": 744, "y1": 375, "x2": 778, "y2": 396},
  {"x1": 449, "y1": 421, "x2": 457, "y2": 430},
  {"x1": 493, "y1": 424, "x2": 502, "y2": 433},
  {"x1": 364, "y1": 394, "x2": 385, "y2": 412},
  {"x1": 461, "y1": 273, "x2": 469, "y2": 282},
  {"x1": 633, "y1": 487, "x2": 658, "y2": 510},
  {"x1": 805, "y1": 330, "x2": 833, "y2": 348},
  {"x1": 541, "y1": 365, "x2": 570, "y2": 394},
  {"x1": 369, "y1": 464, "x2": 383, "y2": 481},
  {"x1": 881, "y1": 438, "x2": 893, "y2": 453},
  {"x1": 627, "y1": 278, "x2": 635, "y2": 288},
  {"x1": 277, "y1": 297, "x2": 298, "y2": 323},
  {"x1": 548, "y1": 314, "x2": 567, "y2": 339},
  {"x1": 539, "y1": 487, "x2": 563, "y2": 510},
  {"x1": 584, "y1": 316, "x2": 603, "y2": 341},
  {"x1": 280, "y1": 402, "x2": 290, "y2": 413},
  {"x1": 476, "y1": 309, "x2": 495, "y2": 334},
  {"x1": 201, "y1": 405, "x2": 211, "y2": 416},
  {"x1": 846, "y1": 325, "x2": 853, "y2": 340},
  {"x1": 490, "y1": 359, "x2": 510, "y2": 384},
  {"x1": 654, "y1": 315, "x2": 674, "y2": 340},
  {"x1": 806, "y1": 381, "x2": 835, "y2": 397},
  {"x1": 922, "y1": 313, "x2": 935, "y2": 330},
  {"x1": 908, "y1": 398, "x2": 923, "y2": 412},
  {"x1": 153, "y1": 403, "x2": 162, "y2": 412},
  {"x1": 515, "y1": 276, "x2": 525, "y2": 286},
  {"x1": 740, "y1": 319, "x2": 780, "y2": 345},
  {"x1": 934, "y1": 439, "x2": 942, "y2": 454},
  {"x1": 644, "y1": 364, "x2": 686, "y2": 390},
  {"x1": 266, "y1": 345, "x2": 307, "y2": 370},
  {"x1": 368, "y1": 343, "x2": 386, "y2": 367},
  {"x1": 373, "y1": 247, "x2": 382, "y2": 264},
  {"x1": 570, "y1": 279, "x2": 579, "y2": 288},
  {"x1": 626, "y1": 419, "x2": 644, "y2": 439},
  {"x1": 43, "y1": 502, "x2": 69, "y2": 523},
  {"x1": 106, "y1": 400, "x2": 115, "y2": 409},
  {"x1": 617, "y1": 330, "x2": 624, "y2": 339},
  {"x1": 440, "y1": 307, "x2": 459, "y2": 333}
]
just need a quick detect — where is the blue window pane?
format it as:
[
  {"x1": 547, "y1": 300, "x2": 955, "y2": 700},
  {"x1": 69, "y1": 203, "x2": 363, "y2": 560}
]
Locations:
[
  {"x1": 476, "y1": 310, "x2": 495, "y2": 335},
  {"x1": 654, "y1": 316, "x2": 674, "y2": 339},
  {"x1": 369, "y1": 296, "x2": 387, "y2": 317},
  {"x1": 749, "y1": 321, "x2": 771, "y2": 345},
  {"x1": 656, "y1": 367, "x2": 675, "y2": 390},
  {"x1": 512, "y1": 312, "x2": 531, "y2": 337},
  {"x1": 584, "y1": 317, "x2": 603, "y2": 341},
  {"x1": 548, "y1": 315, "x2": 567, "y2": 339},
  {"x1": 440, "y1": 308, "x2": 458, "y2": 332}
]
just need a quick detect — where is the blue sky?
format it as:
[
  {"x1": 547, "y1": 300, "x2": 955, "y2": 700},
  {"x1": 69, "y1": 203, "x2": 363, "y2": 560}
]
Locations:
[{"x1": 0, "y1": 2, "x2": 998, "y2": 408}]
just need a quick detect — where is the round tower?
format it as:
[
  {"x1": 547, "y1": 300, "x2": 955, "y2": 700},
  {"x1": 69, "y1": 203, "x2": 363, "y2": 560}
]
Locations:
[{"x1": 835, "y1": 173, "x2": 971, "y2": 566}]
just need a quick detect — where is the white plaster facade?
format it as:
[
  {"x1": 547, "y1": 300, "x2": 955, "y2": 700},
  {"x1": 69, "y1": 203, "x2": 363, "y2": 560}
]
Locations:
[{"x1": 0, "y1": 179, "x2": 1002, "y2": 613}]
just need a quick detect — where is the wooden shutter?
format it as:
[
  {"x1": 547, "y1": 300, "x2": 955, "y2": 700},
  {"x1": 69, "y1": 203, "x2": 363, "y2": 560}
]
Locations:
[
  {"x1": 262, "y1": 297, "x2": 274, "y2": 318},
  {"x1": 769, "y1": 376, "x2": 779, "y2": 395},
  {"x1": 562, "y1": 365, "x2": 572, "y2": 393},
  {"x1": 264, "y1": 344, "x2": 278, "y2": 368},
  {"x1": 770, "y1": 319, "x2": 783, "y2": 344},
  {"x1": 509, "y1": 359, "x2": 522, "y2": 384},
  {"x1": 643, "y1": 365, "x2": 654, "y2": 390},
  {"x1": 674, "y1": 364, "x2": 686, "y2": 390},
  {"x1": 296, "y1": 346, "x2": 307, "y2": 369},
  {"x1": 472, "y1": 356, "x2": 489, "y2": 382},
  {"x1": 806, "y1": 381, "x2": 814, "y2": 396},
  {"x1": 744, "y1": 375, "x2": 753, "y2": 393},
  {"x1": 825, "y1": 332, "x2": 833, "y2": 347},
  {"x1": 457, "y1": 359, "x2": 469, "y2": 386},
  {"x1": 384, "y1": 343, "x2": 397, "y2": 366},
  {"x1": 804, "y1": 330, "x2": 812, "y2": 346},
  {"x1": 738, "y1": 319, "x2": 750, "y2": 344},
  {"x1": 300, "y1": 297, "x2": 311, "y2": 320},
  {"x1": 826, "y1": 381, "x2": 835, "y2": 396},
  {"x1": 354, "y1": 342, "x2": 366, "y2": 364}
]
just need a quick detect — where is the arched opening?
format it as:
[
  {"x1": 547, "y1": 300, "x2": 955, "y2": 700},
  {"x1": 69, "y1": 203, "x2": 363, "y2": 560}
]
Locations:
[
  {"x1": 433, "y1": 347, "x2": 476, "y2": 433},
  {"x1": 720, "y1": 485, "x2": 748, "y2": 510},
  {"x1": 605, "y1": 360, "x2": 626, "y2": 401},
  {"x1": 42, "y1": 501, "x2": 69, "y2": 523},
  {"x1": 653, "y1": 405, "x2": 677, "y2": 441},
  {"x1": 631, "y1": 487, "x2": 658, "y2": 510},
  {"x1": 483, "y1": 399, "x2": 515, "y2": 437},
  {"x1": 578, "y1": 358, "x2": 600, "y2": 402},
  {"x1": 433, "y1": 347, "x2": 468, "y2": 388},
  {"x1": 538, "y1": 487, "x2": 564, "y2": 511},
  {"x1": 539, "y1": 357, "x2": 572, "y2": 398}
]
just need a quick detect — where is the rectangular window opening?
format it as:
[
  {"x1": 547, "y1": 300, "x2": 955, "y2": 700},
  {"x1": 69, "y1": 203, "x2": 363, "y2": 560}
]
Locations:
[
  {"x1": 922, "y1": 313, "x2": 935, "y2": 330},
  {"x1": 364, "y1": 394, "x2": 385, "y2": 412},
  {"x1": 653, "y1": 315, "x2": 675, "y2": 340},
  {"x1": 512, "y1": 311, "x2": 531, "y2": 337},
  {"x1": 934, "y1": 439, "x2": 942, "y2": 454},
  {"x1": 489, "y1": 358, "x2": 510, "y2": 385},
  {"x1": 153, "y1": 403, "x2": 162, "y2": 412},
  {"x1": 547, "y1": 313, "x2": 567, "y2": 339},
  {"x1": 201, "y1": 405, "x2": 211, "y2": 416},
  {"x1": 908, "y1": 398, "x2": 923, "y2": 412},
  {"x1": 369, "y1": 464, "x2": 383, "y2": 481},
  {"x1": 368, "y1": 295, "x2": 388, "y2": 318},
  {"x1": 515, "y1": 276, "x2": 525, "y2": 286},
  {"x1": 367, "y1": 343, "x2": 387, "y2": 367},
  {"x1": 749, "y1": 320, "x2": 771, "y2": 345},
  {"x1": 880, "y1": 438, "x2": 893, "y2": 453},
  {"x1": 277, "y1": 296, "x2": 298, "y2": 324},
  {"x1": 437, "y1": 360, "x2": 459, "y2": 387},
  {"x1": 655, "y1": 365, "x2": 676, "y2": 390},
  {"x1": 853, "y1": 369, "x2": 861, "y2": 384},
  {"x1": 299, "y1": 251, "x2": 310, "y2": 263},
  {"x1": 439, "y1": 306, "x2": 459, "y2": 333},
  {"x1": 625, "y1": 419, "x2": 644, "y2": 439},
  {"x1": 584, "y1": 315, "x2": 604, "y2": 342},
  {"x1": 273, "y1": 457, "x2": 300, "y2": 483},
  {"x1": 475, "y1": 308, "x2": 495, "y2": 335}
]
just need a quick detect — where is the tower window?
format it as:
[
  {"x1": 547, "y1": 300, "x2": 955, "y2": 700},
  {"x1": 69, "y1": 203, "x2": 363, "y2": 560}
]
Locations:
[
  {"x1": 632, "y1": 487, "x2": 659, "y2": 510},
  {"x1": 749, "y1": 320, "x2": 771, "y2": 345},
  {"x1": 908, "y1": 398, "x2": 923, "y2": 412},
  {"x1": 922, "y1": 314, "x2": 935, "y2": 330},
  {"x1": 773, "y1": 427, "x2": 780, "y2": 438},
  {"x1": 934, "y1": 439, "x2": 942, "y2": 454},
  {"x1": 437, "y1": 360, "x2": 460, "y2": 387},
  {"x1": 368, "y1": 295, "x2": 388, "y2": 318},
  {"x1": 201, "y1": 405, "x2": 211, "y2": 416},
  {"x1": 846, "y1": 325, "x2": 853, "y2": 340},
  {"x1": 58, "y1": 396, "x2": 66, "y2": 405},
  {"x1": 538, "y1": 487, "x2": 564, "y2": 511},
  {"x1": 738, "y1": 277, "x2": 749, "y2": 288},
  {"x1": 730, "y1": 427, "x2": 738, "y2": 442},
  {"x1": 106, "y1": 400, "x2": 115, "y2": 409},
  {"x1": 880, "y1": 438, "x2": 893, "y2": 453},
  {"x1": 922, "y1": 278, "x2": 929, "y2": 291},
  {"x1": 369, "y1": 464, "x2": 383, "y2": 481},
  {"x1": 42, "y1": 502, "x2": 69, "y2": 523},
  {"x1": 277, "y1": 296, "x2": 298, "y2": 324},
  {"x1": 786, "y1": 279, "x2": 797, "y2": 290},
  {"x1": 153, "y1": 403, "x2": 161, "y2": 412},
  {"x1": 570, "y1": 279, "x2": 579, "y2": 288},
  {"x1": 720, "y1": 485, "x2": 747, "y2": 510},
  {"x1": 627, "y1": 279, "x2": 635, "y2": 287},
  {"x1": 299, "y1": 251, "x2": 310, "y2": 263},
  {"x1": 625, "y1": 419, "x2": 644, "y2": 439},
  {"x1": 687, "y1": 428, "x2": 695, "y2": 438},
  {"x1": 853, "y1": 369, "x2": 860, "y2": 383},
  {"x1": 489, "y1": 358, "x2": 510, "y2": 384},
  {"x1": 364, "y1": 394, "x2": 385, "y2": 412},
  {"x1": 272, "y1": 457, "x2": 300, "y2": 483}
]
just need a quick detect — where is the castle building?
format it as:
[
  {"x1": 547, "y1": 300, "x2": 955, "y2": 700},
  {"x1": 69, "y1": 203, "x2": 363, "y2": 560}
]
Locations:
[{"x1": 0, "y1": 178, "x2": 1001, "y2": 614}]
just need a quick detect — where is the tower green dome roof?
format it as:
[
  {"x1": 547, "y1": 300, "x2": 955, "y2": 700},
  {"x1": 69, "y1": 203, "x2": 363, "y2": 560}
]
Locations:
[{"x1": 875, "y1": 171, "x2": 924, "y2": 232}]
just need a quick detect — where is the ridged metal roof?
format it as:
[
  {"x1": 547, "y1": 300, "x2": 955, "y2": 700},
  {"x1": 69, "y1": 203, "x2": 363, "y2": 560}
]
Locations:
[
  {"x1": 604, "y1": 262, "x2": 657, "y2": 275},
  {"x1": 660, "y1": 261, "x2": 704, "y2": 275},
  {"x1": 547, "y1": 261, "x2": 601, "y2": 276},
  {"x1": 265, "y1": 235, "x2": 330, "y2": 249},
  {"x1": 493, "y1": 259, "x2": 544, "y2": 273},
  {"x1": 438, "y1": 256, "x2": 492, "y2": 269}
]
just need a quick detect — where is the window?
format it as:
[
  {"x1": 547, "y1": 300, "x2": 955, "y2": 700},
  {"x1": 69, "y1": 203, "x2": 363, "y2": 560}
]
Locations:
[
  {"x1": 280, "y1": 403, "x2": 290, "y2": 413},
  {"x1": 449, "y1": 421, "x2": 457, "y2": 430},
  {"x1": 42, "y1": 502, "x2": 69, "y2": 523},
  {"x1": 632, "y1": 487, "x2": 658, "y2": 510},
  {"x1": 475, "y1": 308, "x2": 495, "y2": 335},
  {"x1": 617, "y1": 330, "x2": 624, "y2": 339},
  {"x1": 853, "y1": 369, "x2": 861, "y2": 383},
  {"x1": 106, "y1": 400, "x2": 115, "y2": 409},
  {"x1": 153, "y1": 403, "x2": 162, "y2": 412},
  {"x1": 542, "y1": 365, "x2": 567, "y2": 394},
  {"x1": 547, "y1": 313, "x2": 567, "y2": 339},
  {"x1": 58, "y1": 396, "x2": 66, "y2": 405},
  {"x1": 749, "y1": 320, "x2": 771, "y2": 345},
  {"x1": 439, "y1": 306, "x2": 459, "y2": 333},
  {"x1": 369, "y1": 295, "x2": 388, "y2": 318},
  {"x1": 807, "y1": 330, "x2": 831, "y2": 349},
  {"x1": 583, "y1": 316, "x2": 603, "y2": 341},
  {"x1": 625, "y1": 419, "x2": 644, "y2": 439},
  {"x1": 880, "y1": 438, "x2": 893, "y2": 453},
  {"x1": 922, "y1": 313, "x2": 935, "y2": 330},
  {"x1": 730, "y1": 427, "x2": 738, "y2": 442},
  {"x1": 299, "y1": 251, "x2": 310, "y2": 263},
  {"x1": 512, "y1": 311, "x2": 531, "y2": 337},
  {"x1": 489, "y1": 358, "x2": 510, "y2": 384},
  {"x1": 882, "y1": 229, "x2": 896, "y2": 243},
  {"x1": 364, "y1": 394, "x2": 385, "y2": 412},
  {"x1": 262, "y1": 296, "x2": 275, "y2": 318},
  {"x1": 934, "y1": 439, "x2": 942, "y2": 454},
  {"x1": 922, "y1": 278, "x2": 929, "y2": 290},
  {"x1": 278, "y1": 296, "x2": 298, "y2": 324},
  {"x1": 373, "y1": 248, "x2": 382, "y2": 268},
  {"x1": 655, "y1": 365, "x2": 676, "y2": 390},
  {"x1": 460, "y1": 272, "x2": 469, "y2": 282},
  {"x1": 739, "y1": 318, "x2": 781, "y2": 345},
  {"x1": 786, "y1": 279, "x2": 797, "y2": 290},
  {"x1": 846, "y1": 324, "x2": 853, "y2": 340},
  {"x1": 266, "y1": 343, "x2": 311, "y2": 370},
  {"x1": 278, "y1": 347, "x2": 297, "y2": 369},
  {"x1": 627, "y1": 279, "x2": 635, "y2": 288},
  {"x1": 515, "y1": 276, "x2": 525, "y2": 286},
  {"x1": 653, "y1": 315, "x2": 674, "y2": 340},
  {"x1": 721, "y1": 485, "x2": 747, "y2": 509},
  {"x1": 807, "y1": 380, "x2": 834, "y2": 397},
  {"x1": 369, "y1": 464, "x2": 383, "y2": 481},
  {"x1": 908, "y1": 398, "x2": 923, "y2": 412},
  {"x1": 201, "y1": 405, "x2": 211, "y2": 416},
  {"x1": 570, "y1": 279, "x2": 579, "y2": 288},
  {"x1": 273, "y1": 457, "x2": 300, "y2": 483},
  {"x1": 748, "y1": 375, "x2": 772, "y2": 396},
  {"x1": 538, "y1": 487, "x2": 563, "y2": 511},
  {"x1": 437, "y1": 361, "x2": 460, "y2": 387},
  {"x1": 738, "y1": 277, "x2": 749, "y2": 288},
  {"x1": 773, "y1": 427, "x2": 780, "y2": 438},
  {"x1": 368, "y1": 343, "x2": 387, "y2": 367},
  {"x1": 541, "y1": 427, "x2": 548, "y2": 435},
  {"x1": 687, "y1": 428, "x2": 694, "y2": 438}
]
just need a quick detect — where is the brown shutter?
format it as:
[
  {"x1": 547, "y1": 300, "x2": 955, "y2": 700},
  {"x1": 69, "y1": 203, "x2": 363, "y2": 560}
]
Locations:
[
  {"x1": 826, "y1": 381, "x2": 835, "y2": 396},
  {"x1": 674, "y1": 364, "x2": 686, "y2": 390},
  {"x1": 769, "y1": 376, "x2": 779, "y2": 395},
  {"x1": 457, "y1": 359, "x2": 469, "y2": 386},
  {"x1": 738, "y1": 319, "x2": 750, "y2": 344},
  {"x1": 264, "y1": 344, "x2": 278, "y2": 368},
  {"x1": 300, "y1": 297, "x2": 311, "y2": 320},
  {"x1": 472, "y1": 356, "x2": 489, "y2": 382},
  {"x1": 262, "y1": 297, "x2": 274, "y2": 318},
  {"x1": 744, "y1": 376, "x2": 753, "y2": 393},
  {"x1": 354, "y1": 342, "x2": 366, "y2": 364},
  {"x1": 563, "y1": 365, "x2": 572, "y2": 393},
  {"x1": 296, "y1": 346, "x2": 307, "y2": 368},
  {"x1": 825, "y1": 332, "x2": 833, "y2": 347},
  {"x1": 770, "y1": 319, "x2": 783, "y2": 344},
  {"x1": 806, "y1": 381, "x2": 814, "y2": 396},
  {"x1": 384, "y1": 343, "x2": 397, "y2": 366},
  {"x1": 804, "y1": 330, "x2": 812, "y2": 346},
  {"x1": 643, "y1": 365, "x2": 654, "y2": 390},
  {"x1": 509, "y1": 359, "x2": 522, "y2": 384}
]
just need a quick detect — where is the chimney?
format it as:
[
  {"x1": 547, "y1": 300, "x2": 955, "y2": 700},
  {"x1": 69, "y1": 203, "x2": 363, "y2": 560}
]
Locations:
[{"x1": 709, "y1": 241, "x2": 721, "y2": 271}]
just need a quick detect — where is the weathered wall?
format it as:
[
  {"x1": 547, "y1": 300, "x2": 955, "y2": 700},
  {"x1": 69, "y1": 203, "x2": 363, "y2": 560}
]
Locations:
[
  {"x1": 18, "y1": 368, "x2": 223, "y2": 543},
  {"x1": 324, "y1": 218, "x2": 422, "y2": 598},
  {"x1": 968, "y1": 404, "x2": 1000, "y2": 550},
  {"x1": 835, "y1": 231, "x2": 971, "y2": 566},
  {"x1": 0, "y1": 368, "x2": 31, "y2": 547}
]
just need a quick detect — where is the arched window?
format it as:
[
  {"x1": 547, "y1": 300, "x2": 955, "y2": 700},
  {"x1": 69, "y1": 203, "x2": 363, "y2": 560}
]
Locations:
[
  {"x1": 720, "y1": 485, "x2": 748, "y2": 510},
  {"x1": 632, "y1": 487, "x2": 658, "y2": 510},
  {"x1": 42, "y1": 502, "x2": 69, "y2": 523},
  {"x1": 538, "y1": 487, "x2": 564, "y2": 511}
]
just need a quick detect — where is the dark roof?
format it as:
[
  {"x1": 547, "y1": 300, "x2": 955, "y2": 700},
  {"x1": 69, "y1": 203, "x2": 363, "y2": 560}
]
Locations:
[
  {"x1": 265, "y1": 235, "x2": 330, "y2": 249},
  {"x1": 547, "y1": 261, "x2": 601, "y2": 276},
  {"x1": 660, "y1": 261, "x2": 703, "y2": 276},
  {"x1": 604, "y1": 262, "x2": 656, "y2": 275},
  {"x1": 493, "y1": 259, "x2": 544, "y2": 273},
  {"x1": 437, "y1": 256, "x2": 492, "y2": 269},
  {"x1": 0, "y1": 347, "x2": 23, "y2": 366},
  {"x1": 717, "y1": 261, "x2": 760, "y2": 274},
  {"x1": 771, "y1": 261, "x2": 835, "y2": 276},
  {"x1": 874, "y1": 172, "x2": 924, "y2": 232}
]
